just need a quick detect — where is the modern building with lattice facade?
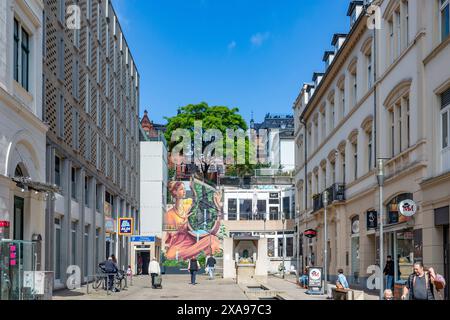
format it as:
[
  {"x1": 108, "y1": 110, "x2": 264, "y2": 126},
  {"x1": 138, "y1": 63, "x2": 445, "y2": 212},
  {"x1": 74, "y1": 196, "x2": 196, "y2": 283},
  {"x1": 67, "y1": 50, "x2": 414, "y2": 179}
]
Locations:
[{"x1": 43, "y1": 0, "x2": 140, "y2": 288}]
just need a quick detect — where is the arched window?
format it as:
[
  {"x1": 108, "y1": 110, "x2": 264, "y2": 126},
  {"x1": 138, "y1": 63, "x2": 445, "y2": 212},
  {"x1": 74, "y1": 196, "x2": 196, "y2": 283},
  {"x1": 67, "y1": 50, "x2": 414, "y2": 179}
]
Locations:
[{"x1": 386, "y1": 193, "x2": 413, "y2": 224}]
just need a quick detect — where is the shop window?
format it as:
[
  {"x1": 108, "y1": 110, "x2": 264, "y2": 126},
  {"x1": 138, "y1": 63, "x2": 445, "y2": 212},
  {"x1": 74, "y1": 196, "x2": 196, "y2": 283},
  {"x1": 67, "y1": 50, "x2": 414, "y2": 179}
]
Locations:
[
  {"x1": 267, "y1": 238, "x2": 275, "y2": 258},
  {"x1": 386, "y1": 193, "x2": 413, "y2": 224}
]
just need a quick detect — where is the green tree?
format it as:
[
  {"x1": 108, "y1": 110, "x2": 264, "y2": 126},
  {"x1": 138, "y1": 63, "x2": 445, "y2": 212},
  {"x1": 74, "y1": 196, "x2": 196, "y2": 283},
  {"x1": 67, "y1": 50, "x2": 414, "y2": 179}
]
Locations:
[{"x1": 165, "y1": 102, "x2": 259, "y2": 177}]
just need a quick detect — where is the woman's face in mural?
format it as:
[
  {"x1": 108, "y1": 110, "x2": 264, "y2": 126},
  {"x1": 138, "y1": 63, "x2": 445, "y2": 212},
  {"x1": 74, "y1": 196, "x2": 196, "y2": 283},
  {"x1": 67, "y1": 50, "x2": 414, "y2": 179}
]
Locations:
[{"x1": 175, "y1": 183, "x2": 186, "y2": 199}]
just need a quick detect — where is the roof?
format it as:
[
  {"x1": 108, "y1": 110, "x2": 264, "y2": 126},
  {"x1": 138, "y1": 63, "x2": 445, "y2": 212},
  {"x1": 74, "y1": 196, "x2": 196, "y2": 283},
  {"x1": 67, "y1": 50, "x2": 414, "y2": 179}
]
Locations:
[{"x1": 252, "y1": 114, "x2": 294, "y2": 131}]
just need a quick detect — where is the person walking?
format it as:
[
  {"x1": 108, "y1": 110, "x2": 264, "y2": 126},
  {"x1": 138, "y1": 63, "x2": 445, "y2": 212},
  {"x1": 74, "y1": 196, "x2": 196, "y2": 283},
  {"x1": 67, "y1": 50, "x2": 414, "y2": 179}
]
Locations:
[
  {"x1": 188, "y1": 256, "x2": 201, "y2": 285},
  {"x1": 206, "y1": 255, "x2": 217, "y2": 280},
  {"x1": 401, "y1": 261, "x2": 435, "y2": 300},
  {"x1": 149, "y1": 257, "x2": 161, "y2": 289},
  {"x1": 383, "y1": 255, "x2": 395, "y2": 291}
]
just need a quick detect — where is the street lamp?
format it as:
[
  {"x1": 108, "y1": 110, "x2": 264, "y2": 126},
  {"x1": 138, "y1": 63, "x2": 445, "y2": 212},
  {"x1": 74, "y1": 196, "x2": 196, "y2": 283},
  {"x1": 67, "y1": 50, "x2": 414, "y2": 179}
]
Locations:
[
  {"x1": 322, "y1": 189, "x2": 329, "y2": 295},
  {"x1": 376, "y1": 158, "x2": 386, "y2": 300}
]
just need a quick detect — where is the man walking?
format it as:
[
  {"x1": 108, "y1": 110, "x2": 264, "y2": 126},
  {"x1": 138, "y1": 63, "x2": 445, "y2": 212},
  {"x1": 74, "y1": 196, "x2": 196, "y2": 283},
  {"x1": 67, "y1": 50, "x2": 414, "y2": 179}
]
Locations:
[
  {"x1": 401, "y1": 261, "x2": 435, "y2": 300},
  {"x1": 188, "y1": 256, "x2": 201, "y2": 285},
  {"x1": 149, "y1": 257, "x2": 161, "y2": 289},
  {"x1": 206, "y1": 255, "x2": 217, "y2": 280},
  {"x1": 383, "y1": 255, "x2": 395, "y2": 290}
]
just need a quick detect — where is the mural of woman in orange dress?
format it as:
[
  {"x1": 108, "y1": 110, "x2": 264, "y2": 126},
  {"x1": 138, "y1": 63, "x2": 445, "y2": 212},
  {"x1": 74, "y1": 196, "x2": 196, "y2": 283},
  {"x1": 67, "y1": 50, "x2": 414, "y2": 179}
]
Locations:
[{"x1": 164, "y1": 179, "x2": 222, "y2": 260}]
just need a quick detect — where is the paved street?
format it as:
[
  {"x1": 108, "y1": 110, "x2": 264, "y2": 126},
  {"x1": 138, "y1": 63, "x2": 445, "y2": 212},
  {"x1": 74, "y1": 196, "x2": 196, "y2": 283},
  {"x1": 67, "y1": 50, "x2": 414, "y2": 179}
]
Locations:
[{"x1": 53, "y1": 274, "x2": 378, "y2": 300}]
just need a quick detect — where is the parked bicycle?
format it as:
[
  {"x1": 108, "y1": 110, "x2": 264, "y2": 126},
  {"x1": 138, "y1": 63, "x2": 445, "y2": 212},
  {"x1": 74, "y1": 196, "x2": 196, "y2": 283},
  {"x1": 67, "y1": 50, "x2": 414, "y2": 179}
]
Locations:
[{"x1": 92, "y1": 263, "x2": 126, "y2": 292}]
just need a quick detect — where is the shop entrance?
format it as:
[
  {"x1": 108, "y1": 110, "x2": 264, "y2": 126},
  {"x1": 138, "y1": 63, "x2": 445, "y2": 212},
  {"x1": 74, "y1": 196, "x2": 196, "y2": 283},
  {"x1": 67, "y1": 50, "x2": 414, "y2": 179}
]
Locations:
[{"x1": 136, "y1": 251, "x2": 150, "y2": 275}]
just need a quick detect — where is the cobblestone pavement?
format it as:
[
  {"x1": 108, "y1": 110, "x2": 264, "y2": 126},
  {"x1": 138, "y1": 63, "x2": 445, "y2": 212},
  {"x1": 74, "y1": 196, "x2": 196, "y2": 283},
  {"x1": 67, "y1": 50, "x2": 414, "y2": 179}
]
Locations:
[{"x1": 52, "y1": 273, "x2": 379, "y2": 300}]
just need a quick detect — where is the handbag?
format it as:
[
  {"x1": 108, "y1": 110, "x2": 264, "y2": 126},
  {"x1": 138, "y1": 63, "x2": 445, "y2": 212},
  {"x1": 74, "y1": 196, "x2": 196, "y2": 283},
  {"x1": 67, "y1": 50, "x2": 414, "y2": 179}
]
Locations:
[{"x1": 433, "y1": 274, "x2": 446, "y2": 291}]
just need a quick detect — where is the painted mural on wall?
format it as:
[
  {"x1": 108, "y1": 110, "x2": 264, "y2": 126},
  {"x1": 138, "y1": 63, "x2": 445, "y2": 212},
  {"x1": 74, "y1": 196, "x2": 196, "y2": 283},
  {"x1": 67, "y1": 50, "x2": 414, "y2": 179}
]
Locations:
[{"x1": 163, "y1": 178, "x2": 223, "y2": 260}]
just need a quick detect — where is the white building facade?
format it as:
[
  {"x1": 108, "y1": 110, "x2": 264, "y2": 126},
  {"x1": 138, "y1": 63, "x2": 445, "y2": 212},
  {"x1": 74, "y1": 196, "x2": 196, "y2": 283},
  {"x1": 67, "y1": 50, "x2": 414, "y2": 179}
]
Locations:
[{"x1": 0, "y1": 0, "x2": 47, "y2": 265}]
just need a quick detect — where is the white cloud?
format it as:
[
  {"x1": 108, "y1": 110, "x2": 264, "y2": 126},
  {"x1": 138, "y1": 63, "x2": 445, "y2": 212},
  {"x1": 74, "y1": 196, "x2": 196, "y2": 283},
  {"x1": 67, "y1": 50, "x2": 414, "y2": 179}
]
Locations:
[
  {"x1": 228, "y1": 41, "x2": 237, "y2": 50},
  {"x1": 250, "y1": 32, "x2": 270, "y2": 47}
]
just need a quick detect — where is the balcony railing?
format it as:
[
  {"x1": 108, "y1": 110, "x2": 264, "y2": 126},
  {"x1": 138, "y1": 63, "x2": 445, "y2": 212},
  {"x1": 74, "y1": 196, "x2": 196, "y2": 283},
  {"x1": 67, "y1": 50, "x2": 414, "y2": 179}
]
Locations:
[{"x1": 312, "y1": 183, "x2": 346, "y2": 213}]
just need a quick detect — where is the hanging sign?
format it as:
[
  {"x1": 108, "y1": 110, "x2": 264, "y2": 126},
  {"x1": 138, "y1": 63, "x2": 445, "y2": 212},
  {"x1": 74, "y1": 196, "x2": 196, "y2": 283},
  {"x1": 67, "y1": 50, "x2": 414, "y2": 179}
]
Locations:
[
  {"x1": 304, "y1": 229, "x2": 317, "y2": 239},
  {"x1": 367, "y1": 210, "x2": 378, "y2": 230},
  {"x1": 398, "y1": 200, "x2": 417, "y2": 217}
]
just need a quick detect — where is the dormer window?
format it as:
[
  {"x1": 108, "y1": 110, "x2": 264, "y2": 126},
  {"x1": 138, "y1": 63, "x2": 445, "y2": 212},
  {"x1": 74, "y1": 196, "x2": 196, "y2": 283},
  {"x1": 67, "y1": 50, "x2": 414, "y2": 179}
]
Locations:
[
  {"x1": 347, "y1": 1, "x2": 364, "y2": 28},
  {"x1": 332, "y1": 34, "x2": 347, "y2": 53},
  {"x1": 323, "y1": 51, "x2": 335, "y2": 69},
  {"x1": 312, "y1": 73, "x2": 324, "y2": 88}
]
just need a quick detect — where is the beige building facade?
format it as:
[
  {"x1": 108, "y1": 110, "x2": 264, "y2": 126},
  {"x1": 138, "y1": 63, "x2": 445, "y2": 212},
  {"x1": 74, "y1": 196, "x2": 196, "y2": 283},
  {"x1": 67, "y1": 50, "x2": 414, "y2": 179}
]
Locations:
[{"x1": 293, "y1": 0, "x2": 450, "y2": 297}]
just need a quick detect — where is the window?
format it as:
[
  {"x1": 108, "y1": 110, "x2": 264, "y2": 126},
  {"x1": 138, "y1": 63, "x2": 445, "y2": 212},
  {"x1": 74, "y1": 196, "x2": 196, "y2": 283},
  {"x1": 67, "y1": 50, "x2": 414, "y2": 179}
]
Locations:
[
  {"x1": 71, "y1": 221, "x2": 77, "y2": 265},
  {"x1": 269, "y1": 207, "x2": 279, "y2": 220},
  {"x1": 329, "y1": 98, "x2": 335, "y2": 131},
  {"x1": 339, "y1": 82, "x2": 345, "y2": 120},
  {"x1": 87, "y1": 27, "x2": 92, "y2": 67},
  {"x1": 58, "y1": 37, "x2": 64, "y2": 80},
  {"x1": 55, "y1": 155, "x2": 61, "y2": 186},
  {"x1": 85, "y1": 77, "x2": 90, "y2": 113},
  {"x1": 321, "y1": 110, "x2": 326, "y2": 141},
  {"x1": 72, "y1": 109, "x2": 79, "y2": 150},
  {"x1": 442, "y1": 89, "x2": 450, "y2": 149},
  {"x1": 85, "y1": 176, "x2": 90, "y2": 207},
  {"x1": 390, "y1": 109, "x2": 395, "y2": 156},
  {"x1": 86, "y1": 0, "x2": 92, "y2": 20},
  {"x1": 84, "y1": 225, "x2": 90, "y2": 276},
  {"x1": 278, "y1": 238, "x2": 284, "y2": 257},
  {"x1": 282, "y1": 196, "x2": 290, "y2": 219},
  {"x1": 58, "y1": 0, "x2": 65, "y2": 24},
  {"x1": 71, "y1": 167, "x2": 77, "y2": 200},
  {"x1": 97, "y1": 48, "x2": 101, "y2": 84},
  {"x1": 54, "y1": 218, "x2": 62, "y2": 280},
  {"x1": 353, "y1": 142, "x2": 358, "y2": 180},
  {"x1": 367, "y1": 130, "x2": 373, "y2": 170},
  {"x1": 268, "y1": 238, "x2": 275, "y2": 257},
  {"x1": 286, "y1": 237, "x2": 294, "y2": 257},
  {"x1": 14, "y1": 19, "x2": 19, "y2": 82},
  {"x1": 257, "y1": 200, "x2": 267, "y2": 214},
  {"x1": 73, "y1": 60, "x2": 79, "y2": 99},
  {"x1": 350, "y1": 67, "x2": 357, "y2": 107},
  {"x1": 95, "y1": 228, "x2": 100, "y2": 266},
  {"x1": 96, "y1": 92, "x2": 101, "y2": 126},
  {"x1": 367, "y1": 51, "x2": 373, "y2": 89},
  {"x1": 57, "y1": 94, "x2": 64, "y2": 137},
  {"x1": 238, "y1": 199, "x2": 251, "y2": 219},
  {"x1": 13, "y1": 19, "x2": 30, "y2": 91},
  {"x1": 441, "y1": 0, "x2": 450, "y2": 41},
  {"x1": 331, "y1": 160, "x2": 336, "y2": 184}
]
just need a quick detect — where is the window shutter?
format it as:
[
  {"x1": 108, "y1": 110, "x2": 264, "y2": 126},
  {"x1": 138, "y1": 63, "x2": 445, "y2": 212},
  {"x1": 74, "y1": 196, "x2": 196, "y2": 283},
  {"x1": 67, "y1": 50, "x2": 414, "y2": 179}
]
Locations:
[{"x1": 442, "y1": 88, "x2": 450, "y2": 109}]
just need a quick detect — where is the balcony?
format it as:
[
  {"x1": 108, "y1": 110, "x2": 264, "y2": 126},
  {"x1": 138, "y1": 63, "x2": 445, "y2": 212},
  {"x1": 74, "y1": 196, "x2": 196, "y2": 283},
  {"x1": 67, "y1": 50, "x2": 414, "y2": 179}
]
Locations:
[{"x1": 312, "y1": 183, "x2": 346, "y2": 213}]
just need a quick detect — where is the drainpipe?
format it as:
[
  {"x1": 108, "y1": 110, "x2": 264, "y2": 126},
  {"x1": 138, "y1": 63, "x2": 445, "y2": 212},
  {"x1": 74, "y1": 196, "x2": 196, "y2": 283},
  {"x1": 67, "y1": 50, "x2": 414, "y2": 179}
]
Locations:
[{"x1": 300, "y1": 116, "x2": 308, "y2": 270}]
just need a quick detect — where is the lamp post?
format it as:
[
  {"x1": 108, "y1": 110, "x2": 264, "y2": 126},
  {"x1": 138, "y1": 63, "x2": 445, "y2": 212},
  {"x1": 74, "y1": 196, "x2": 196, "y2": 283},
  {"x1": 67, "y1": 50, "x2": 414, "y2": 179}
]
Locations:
[
  {"x1": 322, "y1": 189, "x2": 329, "y2": 295},
  {"x1": 376, "y1": 158, "x2": 386, "y2": 300}
]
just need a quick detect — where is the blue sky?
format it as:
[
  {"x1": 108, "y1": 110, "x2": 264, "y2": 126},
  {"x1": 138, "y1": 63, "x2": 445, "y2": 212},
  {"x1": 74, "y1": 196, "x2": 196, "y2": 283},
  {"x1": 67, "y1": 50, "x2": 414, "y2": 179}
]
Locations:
[{"x1": 112, "y1": 0, "x2": 351, "y2": 124}]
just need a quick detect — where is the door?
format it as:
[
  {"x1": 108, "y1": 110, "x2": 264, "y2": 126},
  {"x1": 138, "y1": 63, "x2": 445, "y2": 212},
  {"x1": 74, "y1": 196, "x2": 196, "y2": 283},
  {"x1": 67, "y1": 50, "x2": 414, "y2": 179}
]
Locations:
[
  {"x1": 14, "y1": 197, "x2": 24, "y2": 241},
  {"x1": 141, "y1": 251, "x2": 150, "y2": 275},
  {"x1": 351, "y1": 236, "x2": 360, "y2": 284}
]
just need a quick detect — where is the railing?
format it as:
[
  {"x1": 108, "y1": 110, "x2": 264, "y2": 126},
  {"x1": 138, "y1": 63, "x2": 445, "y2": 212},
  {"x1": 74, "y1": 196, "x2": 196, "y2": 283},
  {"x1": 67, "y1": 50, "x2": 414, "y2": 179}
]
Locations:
[
  {"x1": 312, "y1": 183, "x2": 346, "y2": 213},
  {"x1": 225, "y1": 212, "x2": 295, "y2": 221}
]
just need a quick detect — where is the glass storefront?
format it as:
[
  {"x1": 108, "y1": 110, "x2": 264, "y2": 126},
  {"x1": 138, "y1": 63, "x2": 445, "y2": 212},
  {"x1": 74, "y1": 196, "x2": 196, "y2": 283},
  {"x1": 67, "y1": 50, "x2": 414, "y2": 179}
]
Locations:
[{"x1": 0, "y1": 240, "x2": 37, "y2": 300}]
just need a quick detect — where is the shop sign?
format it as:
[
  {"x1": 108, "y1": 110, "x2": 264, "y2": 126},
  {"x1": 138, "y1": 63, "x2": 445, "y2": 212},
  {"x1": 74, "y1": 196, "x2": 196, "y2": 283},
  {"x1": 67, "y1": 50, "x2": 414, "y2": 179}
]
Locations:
[
  {"x1": 308, "y1": 267, "x2": 323, "y2": 289},
  {"x1": 367, "y1": 211, "x2": 378, "y2": 230},
  {"x1": 105, "y1": 217, "x2": 115, "y2": 233},
  {"x1": 398, "y1": 200, "x2": 417, "y2": 217},
  {"x1": 118, "y1": 218, "x2": 133, "y2": 236},
  {"x1": 131, "y1": 236, "x2": 155, "y2": 243},
  {"x1": 304, "y1": 229, "x2": 317, "y2": 238}
]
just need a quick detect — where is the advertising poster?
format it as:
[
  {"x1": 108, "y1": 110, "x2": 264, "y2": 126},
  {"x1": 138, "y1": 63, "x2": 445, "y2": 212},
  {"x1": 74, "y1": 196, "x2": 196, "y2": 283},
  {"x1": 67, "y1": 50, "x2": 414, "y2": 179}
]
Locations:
[{"x1": 308, "y1": 267, "x2": 323, "y2": 289}]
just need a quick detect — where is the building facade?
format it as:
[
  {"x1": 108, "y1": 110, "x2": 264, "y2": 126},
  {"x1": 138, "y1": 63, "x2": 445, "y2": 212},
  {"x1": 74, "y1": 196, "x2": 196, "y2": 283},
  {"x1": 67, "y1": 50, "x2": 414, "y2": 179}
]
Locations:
[
  {"x1": 294, "y1": 0, "x2": 450, "y2": 297},
  {"x1": 251, "y1": 113, "x2": 295, "y2": 173},
  {"x1": 0, "y1": 0, "x2": 47, "y2": 262},
  {"x1": 43, "y1": 0, "x2": 140, "y2": 288},
  {"x1": 221, "y1": 182, "x2": 296, "y2": 275}
]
